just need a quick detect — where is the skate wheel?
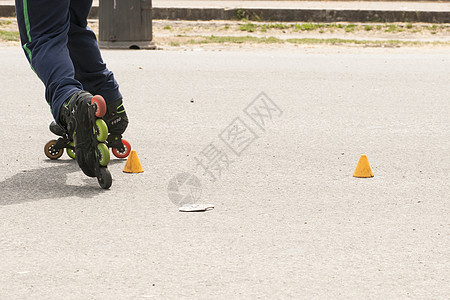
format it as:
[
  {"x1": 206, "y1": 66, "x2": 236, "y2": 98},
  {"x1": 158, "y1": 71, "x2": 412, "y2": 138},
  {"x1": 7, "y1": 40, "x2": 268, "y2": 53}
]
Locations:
[
  {"x1": 98, "y1": 167, "x2": 112, "y2": 189},
  {"x1": 112, "y1": 139, "x2": 131, "y2": 158},
  {"x1": 66, "y1": 141, "x2": 76, "y2": 159},
  {"x1": 94, "y1": 119, "x2": 108, "y2": 142},
  {"x1": 91, "y1": 95, "x2": 107, "y2": 118},
  {"x1": 44, "y1": 140, "x2": 63, "y2": 160},
  {"x1": 96, "y1": 143, "x2": 110, "y2": 166}
]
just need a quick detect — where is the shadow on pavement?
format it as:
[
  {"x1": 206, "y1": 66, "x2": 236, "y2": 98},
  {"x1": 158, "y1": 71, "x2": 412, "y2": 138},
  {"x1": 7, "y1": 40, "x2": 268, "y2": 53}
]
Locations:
[{"x1": 0, "y1": 160, "x2": 121, "y2": 206}]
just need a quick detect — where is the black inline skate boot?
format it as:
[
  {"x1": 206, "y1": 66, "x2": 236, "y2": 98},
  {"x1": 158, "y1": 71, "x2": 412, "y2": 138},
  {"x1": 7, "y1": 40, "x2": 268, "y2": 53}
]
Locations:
[
  {"x1": 44, "y1": 98, "x2": 131, "y2": 161},
  {"x1": 103, "y1": 98, "x2": 131, "y2": 158},
  {"x1": 59, "y1": 91, "x2": 112, "y2": 189}
]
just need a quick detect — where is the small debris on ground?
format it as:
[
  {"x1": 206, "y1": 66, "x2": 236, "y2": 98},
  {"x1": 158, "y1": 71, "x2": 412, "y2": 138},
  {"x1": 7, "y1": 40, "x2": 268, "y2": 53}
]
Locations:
[{"x1": 179, "y1": 203, "x2": 214, "y2": 212}]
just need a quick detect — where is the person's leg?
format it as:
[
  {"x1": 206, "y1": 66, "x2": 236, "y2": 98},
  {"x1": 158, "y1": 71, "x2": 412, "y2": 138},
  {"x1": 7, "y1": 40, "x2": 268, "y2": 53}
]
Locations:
[
  {"x1": 67, "y1": 0, "x2": 128, "y2": 136},
  {"x1": 15, "y1": 0, "x2": 83, "y2": 122},
  {"x1": 16, "y1": 0, "x2": 113, "y2": 185},
  {"x1": 67, "y1": 0, "x2": 121, "y2": 102}
]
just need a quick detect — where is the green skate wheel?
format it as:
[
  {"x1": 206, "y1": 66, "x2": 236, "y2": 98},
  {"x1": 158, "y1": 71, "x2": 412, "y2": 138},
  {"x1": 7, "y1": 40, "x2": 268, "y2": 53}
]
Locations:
[
  {"x1": 96, "y1": 143, "x2": 110, "y2": 166},
  {"x1": 98, "y1": 167, "x2": 112, "y2": 189},
  {"x1": 44, "y1": 140, "x2": 63, "y2": 160},
  {"x1": 66, "y1": 141, "x2": 76, "y2": 159},
  {"x1": 94, "y1": 119, "x2": 108, "y2": 142}
]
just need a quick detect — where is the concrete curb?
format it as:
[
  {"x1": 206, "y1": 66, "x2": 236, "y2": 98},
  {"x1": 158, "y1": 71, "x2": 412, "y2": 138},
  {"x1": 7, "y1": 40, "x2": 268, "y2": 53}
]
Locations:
[
  {"x1": 152, "y1": 7, "x2": 450, "y2": 23},
  {"x1": 1, "y1": 5, "x2": 449, "y2": 23}
]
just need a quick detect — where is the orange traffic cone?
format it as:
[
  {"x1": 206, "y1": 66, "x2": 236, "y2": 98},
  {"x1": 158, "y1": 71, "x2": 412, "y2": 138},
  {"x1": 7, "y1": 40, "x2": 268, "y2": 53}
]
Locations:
[
  {"x1": 123, "y1": 150, "x2": 144, "y2": 173},
  {"x1": 353, "y1": 155, "x2": 373, "y2": 178}
]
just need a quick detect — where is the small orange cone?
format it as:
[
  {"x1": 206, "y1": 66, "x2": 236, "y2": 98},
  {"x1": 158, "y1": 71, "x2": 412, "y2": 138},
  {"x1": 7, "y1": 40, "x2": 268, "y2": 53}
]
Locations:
[
  {"x1": 353, "y1": 155, "x2": 373, "y2": 178},
  {"x1": 123, "y1": 150, "x2": 144, "y2": 173}
]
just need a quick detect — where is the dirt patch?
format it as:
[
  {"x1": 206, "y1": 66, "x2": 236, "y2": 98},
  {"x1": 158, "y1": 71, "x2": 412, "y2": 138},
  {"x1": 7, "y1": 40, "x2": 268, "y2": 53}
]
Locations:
[{"x1": 2, "y1": 18, "x2": 450, "y2": 49}]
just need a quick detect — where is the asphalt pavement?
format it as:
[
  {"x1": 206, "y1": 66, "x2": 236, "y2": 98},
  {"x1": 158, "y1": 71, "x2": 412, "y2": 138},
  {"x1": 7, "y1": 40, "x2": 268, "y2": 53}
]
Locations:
[{"x1": 1, "y1": 45, "x2": 450, "y2": 298}]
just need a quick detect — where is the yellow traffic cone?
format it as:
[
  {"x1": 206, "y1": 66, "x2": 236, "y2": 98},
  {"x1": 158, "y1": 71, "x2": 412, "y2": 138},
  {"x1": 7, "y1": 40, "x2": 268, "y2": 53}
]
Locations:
[
  {"x1": 353, "y1": 155, "x2": 373, "y2": 178},
  {"x1": 123, "y1": 150, "x2": 144, "y2": 173}
]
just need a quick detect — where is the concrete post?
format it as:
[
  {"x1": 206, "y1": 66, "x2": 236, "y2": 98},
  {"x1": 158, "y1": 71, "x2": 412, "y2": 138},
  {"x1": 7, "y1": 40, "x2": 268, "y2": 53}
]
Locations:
[{"x1": 99, "y1": 0, "x2": 155, "y2": 49}]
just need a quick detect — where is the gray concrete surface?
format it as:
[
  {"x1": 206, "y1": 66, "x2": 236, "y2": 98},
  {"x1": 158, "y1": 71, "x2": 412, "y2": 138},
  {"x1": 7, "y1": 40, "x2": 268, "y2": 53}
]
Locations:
[
  {"x1": 1, "y1": 0, "x2": 450, "y2": 22},
  {"x1": 1, "y1": 0, "x2": 449, "y2": 11},
  {"x1": 153, "y1": 1, "x2": 450, "y2": 11},
  {"x1": 1, "y1": 44, "x2": 450, "y2": 298}
]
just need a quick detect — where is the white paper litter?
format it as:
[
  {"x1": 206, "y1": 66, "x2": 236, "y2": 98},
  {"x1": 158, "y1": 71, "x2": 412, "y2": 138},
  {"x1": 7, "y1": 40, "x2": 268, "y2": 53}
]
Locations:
[{"x1": 179, "y1": 204, "x2": 214, "y2": 212}]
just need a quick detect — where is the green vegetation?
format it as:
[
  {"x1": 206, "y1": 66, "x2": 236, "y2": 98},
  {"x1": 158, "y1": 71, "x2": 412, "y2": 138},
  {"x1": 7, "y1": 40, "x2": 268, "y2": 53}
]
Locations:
[
  {"x1": 268, "y1": 23, "x2": 290, "y2": 30},
  {"x1": 294, "y1": 23, "x2": 316, "y2": 31},
  {"x1": 0, "y1": 20, "x2": 12, "y2": 26},
  {"x1": 427, "y1": 24, "x2": 438, "y2": 34},
  {"x1": 345, "y1": 24, "x2": 356, "y2": 32},
  {"x1": 0, "y1": 30, "x2": 19, "y2": 42},
  {"x1": 385, "y1": 24, "x2": 403, "y2": 33},
  {"x1": 234, "y1": 22, "x2": 444, "y2": 34},
  {"x1": 152, "y1": 21, "x2": 450, "y2": 36},
  {"x1": 189, "y1": 35, "x2": 281, "y2": 44},
  {"x1": 185, "y1": 35, "x2": 450, "y2": 47},
  {"x1": 236, "y1": 9, "x2": 245, "y2": 21},
  {"x1": 240, "y1": 22, "x2": 257, "y2": 32}
]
